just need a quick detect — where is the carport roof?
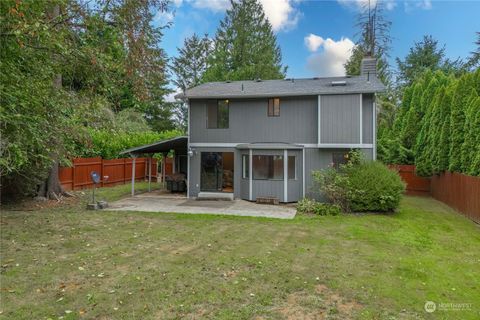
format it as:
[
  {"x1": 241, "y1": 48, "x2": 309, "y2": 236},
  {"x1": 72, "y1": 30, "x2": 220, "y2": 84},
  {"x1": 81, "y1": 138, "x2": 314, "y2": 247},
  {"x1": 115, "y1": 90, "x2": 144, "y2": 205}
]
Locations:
[{"x1": 120, "y1": 136, "x2": 188, "y2": 155}]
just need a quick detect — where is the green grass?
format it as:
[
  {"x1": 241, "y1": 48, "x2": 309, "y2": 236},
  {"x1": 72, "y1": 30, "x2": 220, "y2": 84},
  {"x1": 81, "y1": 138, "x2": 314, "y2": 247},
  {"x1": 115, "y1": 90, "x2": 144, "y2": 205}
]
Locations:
[{"x1": 1, "y1": 183, "x2": 479, "y2": 319}]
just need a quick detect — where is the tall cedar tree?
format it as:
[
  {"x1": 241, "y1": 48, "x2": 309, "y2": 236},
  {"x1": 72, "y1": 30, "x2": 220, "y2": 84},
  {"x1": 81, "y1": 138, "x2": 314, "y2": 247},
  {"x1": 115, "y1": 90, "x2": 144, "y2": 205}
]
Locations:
[
  {"x1": 466, "y1": 32, "x2": 480, "y2": 70},
  {"x1": 202, "y1": 0, "x2": 286, "y2": 82},
  {"x1": 170, "y1": 33, "x2": 212, "y2": 131},
  {"x1": 449, "y1": 73, "x2": 475, "y2": 172},
  {"x1": 396, "y1": 35, "x2": 464, "y2": 87},
  {"x1": 460, "y1": 91, "x2": 480, "y2": 174}
]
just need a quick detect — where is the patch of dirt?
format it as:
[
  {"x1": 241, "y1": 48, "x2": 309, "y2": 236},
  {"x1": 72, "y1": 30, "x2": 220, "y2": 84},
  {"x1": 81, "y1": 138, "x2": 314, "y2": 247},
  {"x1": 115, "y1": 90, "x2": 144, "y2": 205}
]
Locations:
[
  {"x1": 274, "y1": 284, "x2": 362, "y2": 320},
  {"x1": 2, "y1": 195, "x2": 80, "y2": 211},
  {"x1": 316, "y1": 284, "x2": 362, "y2": 317}
]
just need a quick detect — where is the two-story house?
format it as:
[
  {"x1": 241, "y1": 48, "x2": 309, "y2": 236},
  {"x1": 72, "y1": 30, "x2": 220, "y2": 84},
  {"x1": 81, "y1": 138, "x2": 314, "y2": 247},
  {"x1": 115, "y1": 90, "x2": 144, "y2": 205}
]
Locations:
[
  {"x1": 175, "y1": 57, "x2": 384, "y2": 202},
  {"x1": 124, "y1": 57, "x2": 384, "y2": 202}
]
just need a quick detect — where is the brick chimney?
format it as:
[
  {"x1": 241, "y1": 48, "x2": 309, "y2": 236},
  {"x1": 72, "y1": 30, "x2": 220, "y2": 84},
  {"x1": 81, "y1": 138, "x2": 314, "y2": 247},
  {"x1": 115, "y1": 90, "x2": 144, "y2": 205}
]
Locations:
[{"x1": 361, "y1": 57, "x2": 377, "y2": 79}]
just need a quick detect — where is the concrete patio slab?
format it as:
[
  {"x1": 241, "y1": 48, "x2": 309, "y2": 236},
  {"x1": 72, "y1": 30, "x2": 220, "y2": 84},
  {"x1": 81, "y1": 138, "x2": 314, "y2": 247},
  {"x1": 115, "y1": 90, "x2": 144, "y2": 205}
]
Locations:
[{"x1": 106, "y1": 193, "x2": 296, "y2": 219}]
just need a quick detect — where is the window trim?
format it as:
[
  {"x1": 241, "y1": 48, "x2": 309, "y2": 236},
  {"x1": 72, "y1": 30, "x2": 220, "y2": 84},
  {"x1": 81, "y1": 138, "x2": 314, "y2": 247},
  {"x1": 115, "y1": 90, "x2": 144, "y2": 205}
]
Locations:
[
  {"x1": 207, "y1": 99, "x2": 229, "y2": 129},
  {"x1": 268, "y1": 98, "x2": 280, "y2": 117},
  {"x1": 242, "y1": 154, "x2": 249, "y2": 179}
]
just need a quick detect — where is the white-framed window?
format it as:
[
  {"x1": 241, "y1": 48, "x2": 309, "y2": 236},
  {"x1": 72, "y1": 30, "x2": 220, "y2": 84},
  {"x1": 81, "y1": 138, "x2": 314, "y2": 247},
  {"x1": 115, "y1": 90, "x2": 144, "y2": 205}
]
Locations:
[{"x1": 242, "y1": 154, "x2": 249, "y2": 179}]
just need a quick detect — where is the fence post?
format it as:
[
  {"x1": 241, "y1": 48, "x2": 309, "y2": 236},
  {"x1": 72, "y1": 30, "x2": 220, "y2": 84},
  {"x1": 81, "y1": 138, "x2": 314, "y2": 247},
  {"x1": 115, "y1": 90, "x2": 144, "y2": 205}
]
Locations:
[
  {"x1": 72, "y1": 159, "x2": 76, "y2": 190},
  {"x1": 131, "y1": 156, "x2": 136, "y2": 196},
  {"x1": 101, "y1": 158, "x2": 104, "y2": 187}
]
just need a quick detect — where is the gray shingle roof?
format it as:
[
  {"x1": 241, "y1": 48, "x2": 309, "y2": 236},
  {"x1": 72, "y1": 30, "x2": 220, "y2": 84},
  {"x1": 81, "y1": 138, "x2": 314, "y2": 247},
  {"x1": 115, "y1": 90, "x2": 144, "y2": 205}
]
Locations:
[{"x1": 177, "y1": 75, "x2": 385, "y2": 99}]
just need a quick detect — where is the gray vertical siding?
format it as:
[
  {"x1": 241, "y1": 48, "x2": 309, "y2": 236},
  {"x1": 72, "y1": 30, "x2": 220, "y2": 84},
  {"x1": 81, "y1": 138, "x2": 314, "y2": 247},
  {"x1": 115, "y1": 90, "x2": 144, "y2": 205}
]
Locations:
[
  {"x1": 304, "y1": 148, "x2": 373, "y2": 200},
  {"x1": 362, "y1": 94, "x2": 373, "y2": 144},
  {"x1": 190, "y1": 97, "x2": 318, "y2": 144},
  {"x1": 320, "y1": 94, "x2": 360, "y2": 144}
]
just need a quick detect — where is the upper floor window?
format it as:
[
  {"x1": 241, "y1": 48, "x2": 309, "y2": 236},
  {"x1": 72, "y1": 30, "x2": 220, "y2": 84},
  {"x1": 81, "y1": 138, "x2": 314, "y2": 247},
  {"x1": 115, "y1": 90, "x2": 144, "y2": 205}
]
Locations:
[
  {"x1": 268, "y1": 98, "x2": 280, "y2": 117},
  {"x1": 207, "y1": 99, "x2": 229, "y2": 128}
]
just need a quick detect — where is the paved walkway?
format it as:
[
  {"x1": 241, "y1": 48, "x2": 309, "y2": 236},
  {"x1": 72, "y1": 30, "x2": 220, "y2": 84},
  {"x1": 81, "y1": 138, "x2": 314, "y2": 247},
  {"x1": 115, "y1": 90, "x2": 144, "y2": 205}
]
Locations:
[{"x1": 107, "y1": 192, "x2": 296, "y2": 219}]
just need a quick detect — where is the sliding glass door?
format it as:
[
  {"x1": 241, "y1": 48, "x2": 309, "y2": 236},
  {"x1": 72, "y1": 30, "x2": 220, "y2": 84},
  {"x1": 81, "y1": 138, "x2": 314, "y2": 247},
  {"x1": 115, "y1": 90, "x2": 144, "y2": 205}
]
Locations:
[{"x1": 200, "y1": 152, "x2": 234, "y2": 192}]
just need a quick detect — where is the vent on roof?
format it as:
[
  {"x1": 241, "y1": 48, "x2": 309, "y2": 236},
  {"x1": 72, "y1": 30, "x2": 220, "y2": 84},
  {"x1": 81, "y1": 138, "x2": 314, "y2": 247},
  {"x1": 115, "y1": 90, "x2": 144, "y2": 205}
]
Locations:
[
  {"x1": 284, "y1": 78, "x2": 291, "y2": 81},
  {"x1": 255, "y1": 78, "x2": 262, "y2": 82},
  {"x1": 313, "y1": 77, "x2": 320, "y2": 80},
  {"x1": 331, "y1": 80, "x2": 346, "y2": 86},
  {"x1": 225, "y1": 80, "x2": 231, "y2": 83}
]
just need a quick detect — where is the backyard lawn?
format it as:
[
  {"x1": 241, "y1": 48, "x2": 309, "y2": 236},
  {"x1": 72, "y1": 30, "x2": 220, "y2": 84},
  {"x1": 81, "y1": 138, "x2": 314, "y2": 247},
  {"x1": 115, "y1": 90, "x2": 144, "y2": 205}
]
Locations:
[{"x1": 1, "y1": 183, "x2": 479, "y2": 319}]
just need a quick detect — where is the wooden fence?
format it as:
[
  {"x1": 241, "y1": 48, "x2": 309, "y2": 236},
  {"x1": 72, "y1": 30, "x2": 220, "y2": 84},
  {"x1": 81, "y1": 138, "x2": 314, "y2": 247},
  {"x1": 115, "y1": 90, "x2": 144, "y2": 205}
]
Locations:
[
  {"x1": 390, "y1": 165, "x2": 480, "y2": 224},
  {"x1": 59, "y1": 157, "x2": 170, "y2": 191},
  {"x1": 430, "y1": 172, "x2": 480, "y2": 224},
  {"x1": 389, "y1": 165, "x2": 431, "y2": 196}
]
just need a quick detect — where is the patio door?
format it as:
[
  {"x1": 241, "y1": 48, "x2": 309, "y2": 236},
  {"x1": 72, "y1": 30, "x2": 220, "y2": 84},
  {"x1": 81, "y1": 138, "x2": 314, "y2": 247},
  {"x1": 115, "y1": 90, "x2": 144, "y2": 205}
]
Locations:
[{"x1": 200, "y1": 152, "x2": 234, "y2": 192}]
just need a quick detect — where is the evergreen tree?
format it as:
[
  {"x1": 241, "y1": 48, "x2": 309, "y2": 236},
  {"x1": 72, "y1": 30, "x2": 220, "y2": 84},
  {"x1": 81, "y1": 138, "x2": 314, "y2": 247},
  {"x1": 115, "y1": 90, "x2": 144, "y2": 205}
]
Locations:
[
  {"x1": 171, "y1": 33, "x2": 212, "y2": 92},
  {"x1": 460, "y1": 91, "x2": 480, "y2": 174},
  {"x1": 449, "y1": 73, "x2": 475, "y2": 172},
  {"x1": 436, "y1": 85, "x2": 455, "y2": 173},
  {"x1": 202, "y1": 0, "x2": 286, "y2": 81},
  {"x1": 466, "y1": 32, "x2": 480, "y2": 70},
  {"x1": 170, "y1": 33, "x2": 212, "y2": 131},
  {"x1": 400, "y1": 83, "x2": 423, "y2": 156},
  {"x1": 415, "y1": 84, "x2": 440, "y2": 176},
  {"x1": 396, "y1": 35, "x2": 463, "y2": 87},
  {"x1": 467, "y1": 95, "x2": 480, "y2": 175}
]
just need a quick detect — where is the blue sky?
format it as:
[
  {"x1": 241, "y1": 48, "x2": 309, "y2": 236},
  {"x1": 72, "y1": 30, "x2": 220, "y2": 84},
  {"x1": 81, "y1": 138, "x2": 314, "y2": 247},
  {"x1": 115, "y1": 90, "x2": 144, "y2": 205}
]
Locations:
[{"x1": 156, "y1": 0, "x2": 479, "y2": 85}]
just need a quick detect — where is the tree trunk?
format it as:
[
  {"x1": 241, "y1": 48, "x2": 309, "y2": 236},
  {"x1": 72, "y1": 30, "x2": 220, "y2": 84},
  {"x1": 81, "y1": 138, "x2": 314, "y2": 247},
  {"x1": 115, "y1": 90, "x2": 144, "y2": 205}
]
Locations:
[
  {"x1": 36, "y1": 4, "x2": 71, "y2": 201},
  {"x1": 36, "y1": 157, "x2": 72, "y2": 200}
]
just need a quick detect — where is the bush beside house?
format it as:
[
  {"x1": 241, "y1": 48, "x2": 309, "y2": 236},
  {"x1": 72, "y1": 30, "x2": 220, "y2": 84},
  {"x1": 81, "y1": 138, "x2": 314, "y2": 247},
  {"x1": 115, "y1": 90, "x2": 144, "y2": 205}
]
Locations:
[{"x1": 307, "y1": 151, "x2": 406, "y2": 213}]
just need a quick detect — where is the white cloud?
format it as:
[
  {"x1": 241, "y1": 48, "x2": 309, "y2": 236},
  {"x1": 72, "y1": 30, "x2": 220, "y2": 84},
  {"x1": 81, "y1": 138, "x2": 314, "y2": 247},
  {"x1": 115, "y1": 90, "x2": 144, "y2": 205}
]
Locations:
[
  {"x1": 154, "y1": 10, "x2": 175, "y2": 25},
  {"x1": 173, "y1": 0, "x2": 301, "y2": 31},
  {"x1": 305, "y1": 35, "x2": 356, "y2": 77},
  {"x1": 258, "y1": 0, "x2": 302, "y2": 32},
  {"x1": 404, "y1": 0, "x2": 432, "y2": 12},
  {"x1": 304, "y1": 33, "x2": 324, "y2": 52}
]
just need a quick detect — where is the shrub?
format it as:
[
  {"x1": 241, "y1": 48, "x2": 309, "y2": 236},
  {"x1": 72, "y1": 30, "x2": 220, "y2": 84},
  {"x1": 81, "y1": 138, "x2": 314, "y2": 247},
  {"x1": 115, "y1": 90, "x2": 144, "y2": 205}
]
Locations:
[
  {"x1": 346, "y1": 161, "x2": 406, "y2": 212},
  {"x1": 312, "y1": 153, "x2": 406, "y2": 212},
  {"x1": 296, "y1": 198, "x2": 341, "y2": 216},
  {"x1": 311, "y1": 167, "x2": 350, "y2": 211}
]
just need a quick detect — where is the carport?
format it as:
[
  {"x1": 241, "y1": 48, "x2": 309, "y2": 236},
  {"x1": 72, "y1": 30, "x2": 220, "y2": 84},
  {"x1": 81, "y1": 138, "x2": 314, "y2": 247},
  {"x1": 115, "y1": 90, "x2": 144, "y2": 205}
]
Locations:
[{"x1": 120, "y1": 136, "x2": 188, "y2": 196}]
